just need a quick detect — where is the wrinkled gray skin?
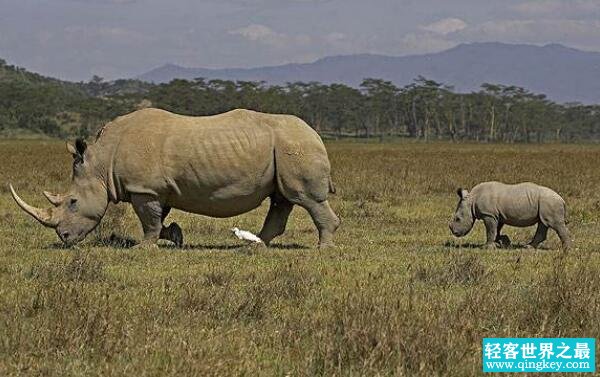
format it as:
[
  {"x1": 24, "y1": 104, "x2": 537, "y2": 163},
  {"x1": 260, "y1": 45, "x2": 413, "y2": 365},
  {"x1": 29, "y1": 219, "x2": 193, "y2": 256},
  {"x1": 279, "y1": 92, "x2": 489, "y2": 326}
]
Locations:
[
  {"x1": 449, "y1": 182, "x2": 572, "y2": 250},
  {"x1": 10, "y1": 108, "x2": 340, "y2": 248}
]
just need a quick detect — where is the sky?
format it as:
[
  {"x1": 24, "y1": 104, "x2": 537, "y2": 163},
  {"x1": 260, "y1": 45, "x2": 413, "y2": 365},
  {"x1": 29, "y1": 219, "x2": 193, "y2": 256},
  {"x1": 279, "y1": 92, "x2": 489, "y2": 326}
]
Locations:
[{"x1": 1, "y1": 0, "x2": 600, "y2": 81}]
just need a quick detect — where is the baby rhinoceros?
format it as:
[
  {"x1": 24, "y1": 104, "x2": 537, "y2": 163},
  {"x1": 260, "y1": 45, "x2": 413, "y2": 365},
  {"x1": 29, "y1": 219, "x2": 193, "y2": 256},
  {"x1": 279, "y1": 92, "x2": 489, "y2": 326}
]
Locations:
[{"x1": 449, "y1": 182, "x2": 572, "y2": 250}]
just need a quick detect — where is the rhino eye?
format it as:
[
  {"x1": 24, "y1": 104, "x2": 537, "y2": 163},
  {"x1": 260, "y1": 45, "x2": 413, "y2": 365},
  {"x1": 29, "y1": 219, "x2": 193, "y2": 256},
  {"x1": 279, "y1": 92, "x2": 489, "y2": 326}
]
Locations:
[{"x1": 68, "y1": 198, "x2": 78, "y2": 210}]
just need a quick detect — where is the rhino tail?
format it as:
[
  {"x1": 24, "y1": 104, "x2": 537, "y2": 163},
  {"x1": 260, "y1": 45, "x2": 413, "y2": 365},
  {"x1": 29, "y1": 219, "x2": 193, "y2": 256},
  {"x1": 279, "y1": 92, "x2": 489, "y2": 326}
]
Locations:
[
  {"x1": 563, "y1": 202, "x2": 569, "y2": 225},
  {"x1": 328, "y1": 177, "x2": 336, "y2": 194}
]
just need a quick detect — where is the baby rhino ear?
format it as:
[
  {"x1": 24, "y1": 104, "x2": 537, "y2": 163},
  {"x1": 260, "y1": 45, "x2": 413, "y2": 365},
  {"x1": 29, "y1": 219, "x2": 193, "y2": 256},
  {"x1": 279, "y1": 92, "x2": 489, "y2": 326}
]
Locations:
[{"x1": 456, "y1": 188, "x2": 469, "y2": 199}]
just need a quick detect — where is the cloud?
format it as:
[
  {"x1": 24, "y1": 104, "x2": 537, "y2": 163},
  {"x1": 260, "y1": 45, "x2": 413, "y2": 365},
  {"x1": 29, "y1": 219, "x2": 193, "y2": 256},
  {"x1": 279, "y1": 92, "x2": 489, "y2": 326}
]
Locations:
[
  {"x1": 463, "y1": 19, "x2": 600, "y2": 40},
  {"x1": 65, "y1": 0, "x2": 139, "y2": 4},
  {"x1": 63, "y1": 26, "x2": 151, "y2": 46},
  {"x1": 398, "y1": 32, "x2": 458, "y2": 54},
  {"x1": 229, "y1": 24, "x2": 280, "y2": 42},
  {"x1": 324, "y1": 32, "x2": 346, "y2": 44},
  {"x1": 384, "y1": 18, "x2": 467, "y2": 55},
  {"x1": 512, "y1": 0, "x2": 600, "y2": 17},
  {"x1": 228, "y1": 24, "x2": 311, "y2": 48},
  {"x1": 420, "y1": 18, "x2": 468, "y2": 35},
  {"x1": 216, "y1": 0, "x2": 330, "y2": 4}
]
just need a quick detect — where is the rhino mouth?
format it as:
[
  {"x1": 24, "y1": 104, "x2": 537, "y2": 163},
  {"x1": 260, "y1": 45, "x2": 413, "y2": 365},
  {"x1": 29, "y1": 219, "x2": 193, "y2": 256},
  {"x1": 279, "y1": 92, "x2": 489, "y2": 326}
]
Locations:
[
  {"x1": 58, "y1": 232, "x2": 81, "y2": 246},
  {"x1": 57, "y1": 226, "x2": 97, "y2": 246},
  {"x1": 449, "y1": 224, "x2": 468, "y2": 237}
]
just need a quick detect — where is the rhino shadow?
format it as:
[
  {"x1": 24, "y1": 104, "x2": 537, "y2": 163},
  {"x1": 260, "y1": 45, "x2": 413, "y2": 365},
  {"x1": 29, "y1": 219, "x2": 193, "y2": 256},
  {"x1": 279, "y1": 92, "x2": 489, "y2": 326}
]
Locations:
[
  {"x1": 45, "y1": 235, "x2": 309, "y2": 251},
  {"x1": 93, "y1": 234, "x2": 138, "y2": 248},
  {"x1": 268, "y1": 242, "x2": 310, "y2": 250},
  {"x1": 443, "y1": 240, "x2": 550, "y2": 250},
  {"x1": 175, "y1": 242, "x2": 309, "y2": 251}
]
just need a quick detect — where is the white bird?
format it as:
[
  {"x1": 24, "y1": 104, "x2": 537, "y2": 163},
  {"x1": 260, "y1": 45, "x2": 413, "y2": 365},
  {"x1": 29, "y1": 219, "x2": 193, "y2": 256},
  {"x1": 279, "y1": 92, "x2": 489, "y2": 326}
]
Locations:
[{"x1": 231, "y1": 227, "x2": 263, "y2": 243}]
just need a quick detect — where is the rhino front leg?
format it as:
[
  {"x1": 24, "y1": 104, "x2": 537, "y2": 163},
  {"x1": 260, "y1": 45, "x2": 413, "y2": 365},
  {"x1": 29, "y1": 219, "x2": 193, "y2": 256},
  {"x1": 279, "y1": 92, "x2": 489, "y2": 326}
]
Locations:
[
  {"x1": 495, "y1": 221, "x2": 504, "y2": 239},
  {"x1": 131, "y1": 194, "x2": 183, "y2": 248},
  {"x1": 482, "y1": 216, "x2": 499, "y2": 249},
  {"x1": 159, "y1": 206, "x2": 183, "y2": 247}
]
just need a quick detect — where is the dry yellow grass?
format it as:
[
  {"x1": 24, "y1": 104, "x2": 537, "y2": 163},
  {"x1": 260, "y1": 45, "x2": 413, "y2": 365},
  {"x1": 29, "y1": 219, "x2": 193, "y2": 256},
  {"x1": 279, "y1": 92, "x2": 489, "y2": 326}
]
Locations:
[{"x1": 1, "y1": 140, "x2": 599, "y2": 376}]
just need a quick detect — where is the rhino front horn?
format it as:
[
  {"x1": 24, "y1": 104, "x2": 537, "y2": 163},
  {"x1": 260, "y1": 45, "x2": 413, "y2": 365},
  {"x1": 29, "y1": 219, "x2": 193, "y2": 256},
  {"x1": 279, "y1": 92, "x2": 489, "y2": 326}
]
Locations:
[
  {"x1": 10, "y1": 184, "x2": 58, "y2": 228},
  {"x1": 43, "y1": 191, "x2": 65, "y2": 206}
]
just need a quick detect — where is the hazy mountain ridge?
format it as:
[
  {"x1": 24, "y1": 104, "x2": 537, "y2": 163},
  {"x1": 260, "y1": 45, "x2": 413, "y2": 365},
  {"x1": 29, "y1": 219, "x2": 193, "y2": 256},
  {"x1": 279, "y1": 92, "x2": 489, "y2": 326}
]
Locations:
[{"x1": 137, "y1": 42, "x2": 600, "y2": 104}]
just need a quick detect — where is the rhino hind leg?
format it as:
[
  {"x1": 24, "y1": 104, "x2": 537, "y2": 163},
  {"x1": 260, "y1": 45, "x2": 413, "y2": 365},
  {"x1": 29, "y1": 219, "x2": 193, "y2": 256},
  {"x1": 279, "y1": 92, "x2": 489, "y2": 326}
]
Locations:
[
  {"x1": 258, "y1": 195, "x2": 294, "y2": 246},
  {"x1": 539, "y1": 199, "x2": 572, "y2": 250},
  {"x1": 273, "y1": 151, "x2": 340, "y2": 247},
  {"x1": 546, "y1": 222, "x2": 572, "y2": 251},
  {"x1": 554, "y1": 225, "x2": 572, "y2": 251},
  {"x1": 527, "y1": 223, "x2": 548, "y2": 248},
  {"x1": 301, "y1": 199, "x2": 340, "y2": 248}
]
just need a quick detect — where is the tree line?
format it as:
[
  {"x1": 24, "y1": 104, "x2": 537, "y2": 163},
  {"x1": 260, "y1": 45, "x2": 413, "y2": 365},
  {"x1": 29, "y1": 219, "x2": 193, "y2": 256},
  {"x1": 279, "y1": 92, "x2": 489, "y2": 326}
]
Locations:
[
  {"x1": 1, "y1": 58, "x2": 599, "y2": 142},
  {"x1": 145, "y1": 77, "x2": 600, "y2": 142}
]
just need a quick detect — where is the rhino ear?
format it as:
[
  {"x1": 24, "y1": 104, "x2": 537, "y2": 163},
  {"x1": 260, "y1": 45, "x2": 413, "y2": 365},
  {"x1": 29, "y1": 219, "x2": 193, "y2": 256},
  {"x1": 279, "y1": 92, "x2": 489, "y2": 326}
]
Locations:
[
  {"x1": 75, "y1": 138, "x2": 87, "y2": 155},
  {"x1": 66, "y1": 141, "x2": 77, "y2": 156},
  {"x1": 457, "y1": 188, "x2": 469, "y2": 199},
  {"x1": 66, "y1": 138, "x2": 87, "y2": 159}
]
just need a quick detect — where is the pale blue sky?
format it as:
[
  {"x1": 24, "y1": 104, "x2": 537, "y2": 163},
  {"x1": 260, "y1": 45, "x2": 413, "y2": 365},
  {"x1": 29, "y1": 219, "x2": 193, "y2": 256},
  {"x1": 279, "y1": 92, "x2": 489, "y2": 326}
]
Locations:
[{"x1": 1, "y1": 0, "x2": 599, "y2": 81}]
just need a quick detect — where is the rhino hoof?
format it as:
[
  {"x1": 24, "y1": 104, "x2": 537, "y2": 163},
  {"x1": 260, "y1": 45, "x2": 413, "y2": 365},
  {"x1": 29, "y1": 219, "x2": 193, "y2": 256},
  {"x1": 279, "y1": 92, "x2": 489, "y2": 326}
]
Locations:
[
  {"x1": 133, "y1": 241, "x2": 159, "y2": 250},
  {"x1": 318, "y1": 242, "x2": 336, "y2": 250},
  {"x1": 497, "y1": 235, "x2": 511, "y2": 248},
  {"x1": 484, "y1": 243, "x2": 497, "y2": 250},
  {"x1": 248, "y1": 241, "x2": 267, "y2": 250}
]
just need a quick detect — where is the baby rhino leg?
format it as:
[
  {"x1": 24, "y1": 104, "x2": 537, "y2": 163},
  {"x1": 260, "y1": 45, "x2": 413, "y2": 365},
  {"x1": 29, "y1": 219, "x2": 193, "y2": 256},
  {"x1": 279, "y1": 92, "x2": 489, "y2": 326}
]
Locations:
[
  {"x1": 546, "y1": 220, "x2": 571, "y2": 251},
  {"x1": 554, "y1": 224, "x2": 572, "y2": 251},
  {"x1": 482, "y1": 216, "x2": 498, "y2": 249},
  {"x1": 528, "y1": 223, "x2": 548, "y2": 249},
  {"x1": 540, "y1": 199, "x2": 572, "y2": 251},
  {"x1": 495, "y1": 222, "x2": 511, "y2": 248}
]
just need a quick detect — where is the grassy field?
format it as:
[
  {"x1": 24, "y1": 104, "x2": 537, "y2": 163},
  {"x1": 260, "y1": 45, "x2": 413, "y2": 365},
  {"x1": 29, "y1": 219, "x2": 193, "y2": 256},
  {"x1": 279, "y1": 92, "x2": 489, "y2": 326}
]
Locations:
[{"x1": 1, "y1": 140, "x2": 600, "y2": 376}]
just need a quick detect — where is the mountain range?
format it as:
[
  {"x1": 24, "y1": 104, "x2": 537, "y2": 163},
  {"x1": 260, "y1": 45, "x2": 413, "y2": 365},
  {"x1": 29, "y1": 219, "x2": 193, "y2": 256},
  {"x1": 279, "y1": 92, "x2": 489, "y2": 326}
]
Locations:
[{"x1": 137, "y1": 42, "x2": 600, "y2": 104}]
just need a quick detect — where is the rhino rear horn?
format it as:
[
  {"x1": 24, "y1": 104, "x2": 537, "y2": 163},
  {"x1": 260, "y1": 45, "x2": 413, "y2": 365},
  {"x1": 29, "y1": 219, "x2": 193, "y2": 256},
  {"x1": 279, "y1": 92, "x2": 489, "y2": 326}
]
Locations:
[
  {"x1": 10, "y1": 184, "x2": 58, "y2": 228},
  {"x1": 43, "y1": 191, "x2": 66, "y2": 206}
]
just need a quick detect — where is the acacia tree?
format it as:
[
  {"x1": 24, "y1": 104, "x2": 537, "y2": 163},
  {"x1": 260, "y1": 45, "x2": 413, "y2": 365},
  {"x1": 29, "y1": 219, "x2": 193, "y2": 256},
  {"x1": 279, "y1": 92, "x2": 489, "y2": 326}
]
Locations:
[
  {"x1": 360, "y1": 78, "x2": 399, "y2": 139},
  {"x1": 83, "y1": 76, "x2": 599, "y2": 143}
]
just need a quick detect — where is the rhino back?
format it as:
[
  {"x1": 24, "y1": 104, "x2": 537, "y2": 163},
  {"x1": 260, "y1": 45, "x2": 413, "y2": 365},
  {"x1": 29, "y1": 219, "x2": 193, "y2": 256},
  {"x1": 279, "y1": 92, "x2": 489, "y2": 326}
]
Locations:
[
  {"x1": 472, "y1": 182, "x2": 543, "y2": 226},
  {"x1": 97, "y1": 108, "x2": 279, "y2": 216}
]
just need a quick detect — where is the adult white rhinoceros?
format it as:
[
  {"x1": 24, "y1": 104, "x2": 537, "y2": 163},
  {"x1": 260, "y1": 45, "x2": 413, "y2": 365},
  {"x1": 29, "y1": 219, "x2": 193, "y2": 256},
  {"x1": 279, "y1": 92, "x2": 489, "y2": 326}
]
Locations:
[{"x1": 10, "y1": 108, "x2": 340, "y2": 248}]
